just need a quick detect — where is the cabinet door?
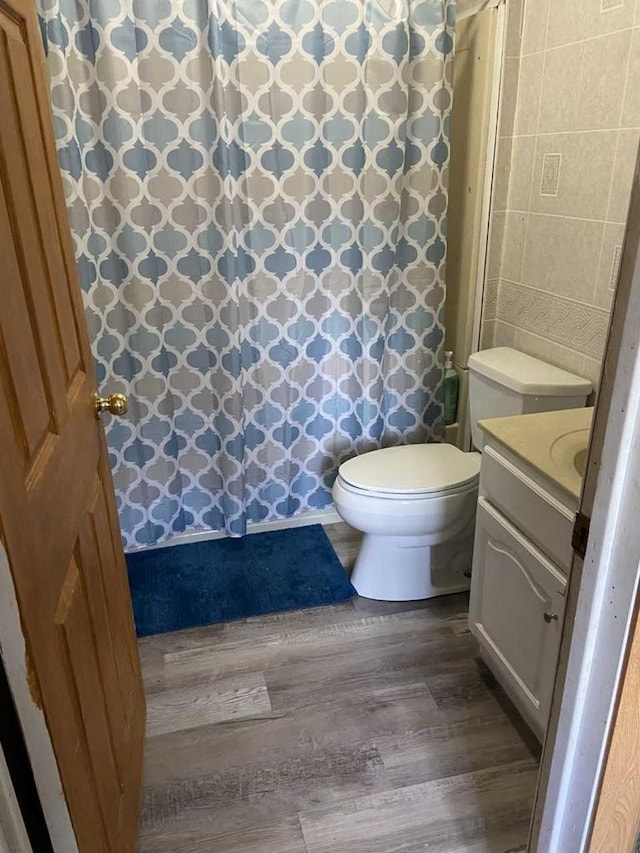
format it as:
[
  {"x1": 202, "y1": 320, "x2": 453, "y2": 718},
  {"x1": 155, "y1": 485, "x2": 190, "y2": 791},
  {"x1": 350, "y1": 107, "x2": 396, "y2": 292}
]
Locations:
[{"x1": 469, "y1": 498, "x2": 566, "y2": 735}]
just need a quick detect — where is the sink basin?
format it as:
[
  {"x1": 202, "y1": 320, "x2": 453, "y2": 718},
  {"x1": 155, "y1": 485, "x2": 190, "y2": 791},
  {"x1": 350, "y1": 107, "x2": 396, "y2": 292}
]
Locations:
[
  {"x1": 573, "y1": 446, "x2": 588, "y2": 478},
  {"x1": 480, "y1": 407, "x2": 593, "y2": 500},
  {"x1": 550, "y1": 428, "x2": 590, "y2": 486}
]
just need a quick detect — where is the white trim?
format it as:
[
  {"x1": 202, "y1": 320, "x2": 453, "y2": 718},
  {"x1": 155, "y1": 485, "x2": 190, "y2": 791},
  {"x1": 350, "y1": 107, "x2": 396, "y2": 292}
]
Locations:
[
  {"x1": 133, "y1": 507, "x2": 342, "y2": 553},
  {"x1": 470, "y1": 0, "x2": 506, "y2": 357},
  {"x1": 464, "y1": 0, "x2": 506, "y2": 451},
  {"x1": 0, "y1": 745, "x2": 31, "y2": 853},
  {"x1": 0, "y1": 545, "x2": 78, "y2": 853}
]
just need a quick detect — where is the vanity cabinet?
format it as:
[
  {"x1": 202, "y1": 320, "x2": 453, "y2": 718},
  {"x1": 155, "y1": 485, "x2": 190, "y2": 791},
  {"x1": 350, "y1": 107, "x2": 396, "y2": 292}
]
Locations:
[{"x1": 469, "y1": 441, "x2": 577, "y2": 739}]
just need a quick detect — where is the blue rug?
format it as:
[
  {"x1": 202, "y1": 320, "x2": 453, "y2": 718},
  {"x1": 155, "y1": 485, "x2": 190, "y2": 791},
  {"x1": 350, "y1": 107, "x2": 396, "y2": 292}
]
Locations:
[{"x1": 126, "y1": 524, "x2": 356, "y2": 638}]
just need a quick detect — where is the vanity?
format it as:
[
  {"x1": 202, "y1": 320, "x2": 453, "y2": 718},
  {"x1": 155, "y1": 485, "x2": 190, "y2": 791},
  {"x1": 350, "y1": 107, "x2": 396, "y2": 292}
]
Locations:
[{"x1": 469, "y1": 407, "x2": 593, "y2": 739}]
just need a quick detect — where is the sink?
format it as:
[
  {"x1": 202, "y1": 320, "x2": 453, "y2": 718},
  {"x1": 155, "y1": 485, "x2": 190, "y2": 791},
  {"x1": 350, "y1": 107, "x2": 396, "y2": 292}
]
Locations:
[
  {"x1": 550, "y1": 428, "x2": 591, "y2": 485},
  {"x1": 573, "y1": 446, "x2": 588, "y2": 478},
  {"x1": 480, "y1": 407, "x2": 593, "y2": 500}
]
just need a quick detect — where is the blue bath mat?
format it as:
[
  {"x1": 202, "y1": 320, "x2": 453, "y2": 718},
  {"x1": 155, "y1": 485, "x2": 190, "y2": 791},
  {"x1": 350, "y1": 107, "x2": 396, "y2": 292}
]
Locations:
[{"x1": 126, "y1": 524, "x2": 356, "y2": 638}]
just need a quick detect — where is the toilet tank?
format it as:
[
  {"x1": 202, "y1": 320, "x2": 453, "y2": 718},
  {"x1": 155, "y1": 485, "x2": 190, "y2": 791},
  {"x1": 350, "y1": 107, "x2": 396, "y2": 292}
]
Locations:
[{"x1": 467, "y1": 347, "x2": 592, "y2": 449}]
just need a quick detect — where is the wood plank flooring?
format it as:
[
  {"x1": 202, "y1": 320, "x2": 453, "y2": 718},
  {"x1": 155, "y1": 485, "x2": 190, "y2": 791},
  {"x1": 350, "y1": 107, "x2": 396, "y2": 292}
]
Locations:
[{"x1": 138, "y1": 522, "x2": 540, "y2": 852}]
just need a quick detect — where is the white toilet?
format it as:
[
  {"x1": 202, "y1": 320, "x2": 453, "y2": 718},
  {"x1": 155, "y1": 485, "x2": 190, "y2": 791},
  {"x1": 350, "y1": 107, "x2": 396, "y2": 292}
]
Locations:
[{"x1": 332, "y1": 347, "x2": 592, "y2": 601}]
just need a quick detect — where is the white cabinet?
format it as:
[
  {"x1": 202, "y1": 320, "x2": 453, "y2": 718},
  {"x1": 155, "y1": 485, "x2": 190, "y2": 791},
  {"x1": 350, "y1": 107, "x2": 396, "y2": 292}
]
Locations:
[
  {"x1": 469, "y1": 499, "x2": 566, "y2": 737},
  {"x1": 469, "y1": 439, "x2": 576, "y2": 739}
]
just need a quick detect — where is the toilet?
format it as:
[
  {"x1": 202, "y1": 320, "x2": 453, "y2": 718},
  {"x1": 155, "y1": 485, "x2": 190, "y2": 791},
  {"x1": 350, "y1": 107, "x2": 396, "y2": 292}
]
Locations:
[{"x1": 332, "y1": 347, "x2": 593, "y2": 601}]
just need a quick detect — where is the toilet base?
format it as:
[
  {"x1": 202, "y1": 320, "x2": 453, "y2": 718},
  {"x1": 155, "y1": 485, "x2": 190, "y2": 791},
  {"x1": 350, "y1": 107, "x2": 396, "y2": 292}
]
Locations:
[{"x1": 351, "y1": 528, "x2": 474, "y2": 601}]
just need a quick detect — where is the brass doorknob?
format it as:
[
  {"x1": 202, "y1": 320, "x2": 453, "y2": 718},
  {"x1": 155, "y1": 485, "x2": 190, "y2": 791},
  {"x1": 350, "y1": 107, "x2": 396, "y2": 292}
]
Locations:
[{"x1": 94, "y1": 392, "x2": 128, "y2": 417}]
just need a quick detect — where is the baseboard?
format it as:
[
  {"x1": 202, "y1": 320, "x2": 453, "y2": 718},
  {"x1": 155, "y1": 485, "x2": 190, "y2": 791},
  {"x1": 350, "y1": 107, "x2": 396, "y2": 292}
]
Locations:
[{"x1": 132, "y1": 507, "x2": 343, "y2": 554}]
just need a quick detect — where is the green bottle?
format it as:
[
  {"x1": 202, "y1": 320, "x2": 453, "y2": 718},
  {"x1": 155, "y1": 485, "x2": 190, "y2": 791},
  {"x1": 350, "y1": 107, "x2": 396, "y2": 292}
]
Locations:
[{"x1": 444, "y1": 350, "x2": 459, "y2": 426}]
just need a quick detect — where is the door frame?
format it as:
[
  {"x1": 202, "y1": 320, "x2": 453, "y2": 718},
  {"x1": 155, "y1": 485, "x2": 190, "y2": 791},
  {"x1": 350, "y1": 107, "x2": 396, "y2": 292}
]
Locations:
[
  {"x1": 0, "y1": 543, "x2": 77, "y2": 853},
  {"x1": 0, "y1": 745, "x2": 31, "y2": 853},
  {"x1": 529, "y1": 153, "x2": 640, "y2": 850}
]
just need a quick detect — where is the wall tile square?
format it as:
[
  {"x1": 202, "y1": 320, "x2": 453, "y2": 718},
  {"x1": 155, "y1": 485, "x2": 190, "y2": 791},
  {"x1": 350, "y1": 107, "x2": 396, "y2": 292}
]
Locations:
[
  {"x1": 501, "y1": 211, "x2": 528, "y2": 281},
  {"x1": 607, "y1": 129, "x2": 640, "y2": 222},
  {"x1": 576, "y1": 30, "x2": 632, "y2": 130},
  {"x1": 545, "y1": 0, "x2": 589, "y2": 48},
  {"x1": 521, "y1": 213, "x2": 604, "y2": 300},
  {"x1": 546, "y1": 0, "x2": 635, "y2": 49},
  {"x1": 530, "y1": 131, "x2": 617, "y2": 219},
  {"x1": 481, "y1": 319, "x2": 516, "y2": 349},
  {"x1": 498, "y1": 58, "x2": 520, "y2": 138},
  {"x1": 582, "y1": 355, "x2": 603, "y2": 388},
  {"x1": 508, "y1": 135, "x2": 537, "y2": 209},
  {"x1": 621, "y1": 27, "x2": 640, "y2": 127},
  {"x1": 480, "y1": 319, "x2": 495, "y2": 349},
  {"x1": 483, "y1": 278, "x2": 500, "y2": 320},
  {"x1": 505, "y1": 0, "x2": 524, "y2": 58},
  {"x1": 514, "y1": 53, "x2": 544, "y2": 135},
  {"x1": 493, "y1": 136, "x2": 513, "y2": 210},
  {"x1": 513, "y1": 327, "x2": 586, "y2": 374},
  {"x1": 487, "y1": 210, "x2": 506, "y2": 279},
  {"x1": 537, "y1": 43, "x2": 584, "y2": 133},
  {"x1": 494, "y1": 319, "x2": 517, "y2": 347},
  {"x1": 594, "y1": 221, "x2": 626, "y2": 306},
  {"x1": 586, "y1": 0, "x2": 636, "y2": 36},
  {"x1": 522, "y1": 0, "x2": 550, "y2": 55}
]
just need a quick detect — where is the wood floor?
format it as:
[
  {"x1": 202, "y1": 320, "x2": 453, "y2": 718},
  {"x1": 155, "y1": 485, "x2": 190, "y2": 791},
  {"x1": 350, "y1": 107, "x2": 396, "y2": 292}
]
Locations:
[{"x1": 137, "y1": 522, "x2": 540, "y2": 852}]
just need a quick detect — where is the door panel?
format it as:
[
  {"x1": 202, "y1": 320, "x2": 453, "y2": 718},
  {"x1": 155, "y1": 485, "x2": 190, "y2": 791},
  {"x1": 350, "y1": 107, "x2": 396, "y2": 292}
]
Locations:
[
  {"x1": 0, "y1": 1, "x2": 145, "y2": 851},
  {"x1": 470, "y1": 499, "x2": 566, "y2": 733}
]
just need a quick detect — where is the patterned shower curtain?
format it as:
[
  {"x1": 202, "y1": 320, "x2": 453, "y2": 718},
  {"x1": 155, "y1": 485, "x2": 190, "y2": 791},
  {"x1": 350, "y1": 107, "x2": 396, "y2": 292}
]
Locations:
[{"x1": 38, "y1": 0, "x2": 455, "y2": 549}]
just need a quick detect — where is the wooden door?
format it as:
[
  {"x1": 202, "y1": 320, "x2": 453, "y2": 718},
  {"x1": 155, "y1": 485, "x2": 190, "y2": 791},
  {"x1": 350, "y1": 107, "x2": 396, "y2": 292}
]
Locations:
[
  {"x1": 0, "y1": 1, "x2": 145, "y2": 851},
  {"x1": 469, "y1": 499, "x2": 566, "y2": 736},
  {"x1": 588, "y1": 601, "x2": 640, "y2": 852}
]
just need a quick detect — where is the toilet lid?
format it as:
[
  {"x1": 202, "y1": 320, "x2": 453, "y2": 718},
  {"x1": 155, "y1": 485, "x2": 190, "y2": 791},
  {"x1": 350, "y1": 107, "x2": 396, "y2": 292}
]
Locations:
[{"x1": 338, "y1": 444, "x2": 481, "y2": 495}]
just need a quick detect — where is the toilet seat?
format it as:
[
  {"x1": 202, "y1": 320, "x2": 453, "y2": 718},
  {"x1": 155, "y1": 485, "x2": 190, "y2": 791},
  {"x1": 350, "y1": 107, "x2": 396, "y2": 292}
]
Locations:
[
  {"x1": 338, "y1": 443, "x2": 481, "y2": 497},
  {"x1": 336, "y1": 475, "x2": 478, "y2": 501}
]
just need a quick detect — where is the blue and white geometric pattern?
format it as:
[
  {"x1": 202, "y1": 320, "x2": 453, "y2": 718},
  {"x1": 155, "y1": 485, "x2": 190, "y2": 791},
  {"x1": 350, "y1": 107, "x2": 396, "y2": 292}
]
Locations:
[{"x1": 38, "y1": 0, "x2": 455, "y2": 548}]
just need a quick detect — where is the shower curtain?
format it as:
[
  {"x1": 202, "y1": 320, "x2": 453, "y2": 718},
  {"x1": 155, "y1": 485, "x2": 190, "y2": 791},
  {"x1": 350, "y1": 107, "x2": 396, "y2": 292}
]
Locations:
[{"x1": 39, "y1": 0, "x2": 455, "y2": 548}]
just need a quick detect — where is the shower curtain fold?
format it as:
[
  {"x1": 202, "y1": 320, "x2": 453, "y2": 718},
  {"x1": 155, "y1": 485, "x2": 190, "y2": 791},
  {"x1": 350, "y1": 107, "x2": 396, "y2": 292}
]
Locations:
[{"x1": 39, "y1": 0, "x2": 455, "y2": 548}]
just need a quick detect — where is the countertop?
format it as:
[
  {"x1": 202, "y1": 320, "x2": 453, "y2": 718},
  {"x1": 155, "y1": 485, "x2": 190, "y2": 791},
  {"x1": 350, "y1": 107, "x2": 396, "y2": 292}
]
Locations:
[{"x1": 479, "y1": 407, "x2": 594, "y2": 500}]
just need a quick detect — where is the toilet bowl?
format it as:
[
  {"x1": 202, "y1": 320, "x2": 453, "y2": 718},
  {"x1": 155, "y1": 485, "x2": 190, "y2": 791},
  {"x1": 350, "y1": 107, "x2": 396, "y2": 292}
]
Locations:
[
  {"x1": 332, "y1": 444, "x2": 481, "y2": 601},
  {"x1": 333, "y1": 347, "x2": 593, "y2": 602}
]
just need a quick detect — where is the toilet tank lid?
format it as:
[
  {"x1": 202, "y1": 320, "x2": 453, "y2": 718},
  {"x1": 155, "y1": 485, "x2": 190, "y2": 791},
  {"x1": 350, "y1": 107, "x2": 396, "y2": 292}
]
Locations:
[{"x1": 468, "y1": 347, "x2": 592, "y2": 396}]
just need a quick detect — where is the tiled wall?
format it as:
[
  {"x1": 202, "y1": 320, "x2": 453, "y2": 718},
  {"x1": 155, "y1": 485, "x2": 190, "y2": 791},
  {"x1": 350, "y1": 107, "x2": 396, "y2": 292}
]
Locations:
[{"x1": 482, "y1": 0, "x2": 640, "y2": 387}]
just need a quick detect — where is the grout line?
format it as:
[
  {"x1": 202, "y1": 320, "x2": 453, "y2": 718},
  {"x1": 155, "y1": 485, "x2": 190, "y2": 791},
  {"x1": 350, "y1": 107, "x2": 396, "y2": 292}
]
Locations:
[
  {"x1": 591, "y1": 225, "x2": 610, "y2": 305},
  {"x1": 503, "y1": 126, "x2": 640, "y2": 139},
  {"x1": 519, "y1": 20, "x2": 640, "y2": 58},
  {"x1": 497, "y1": 209, "x2": 627, "y2": 226}
]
